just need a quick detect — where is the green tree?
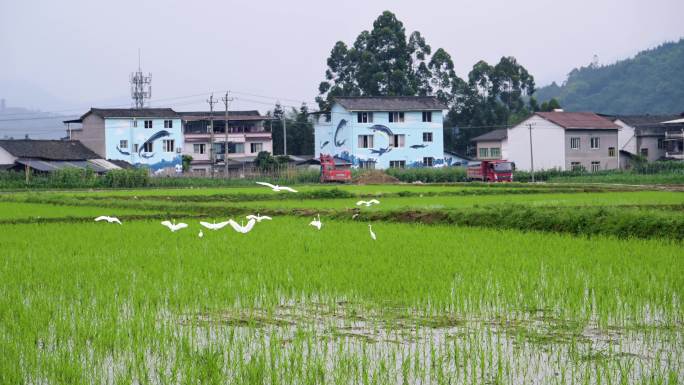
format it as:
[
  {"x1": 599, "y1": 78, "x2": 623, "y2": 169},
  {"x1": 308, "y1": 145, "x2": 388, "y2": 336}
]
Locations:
[{"x1": 316, "y1": 11, "x2": 462, "y2": 110}]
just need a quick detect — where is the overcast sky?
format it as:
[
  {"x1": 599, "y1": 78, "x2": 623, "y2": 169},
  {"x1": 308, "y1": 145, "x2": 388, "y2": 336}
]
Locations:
[{"x1": 1, "y1": 0, "x2": 683, "y2": 115}]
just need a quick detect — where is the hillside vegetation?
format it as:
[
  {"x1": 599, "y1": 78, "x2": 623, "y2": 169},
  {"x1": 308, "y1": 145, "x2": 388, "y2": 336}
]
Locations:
[{"x1": 535, "y1": 39, "x2": 684, "y2": 114}]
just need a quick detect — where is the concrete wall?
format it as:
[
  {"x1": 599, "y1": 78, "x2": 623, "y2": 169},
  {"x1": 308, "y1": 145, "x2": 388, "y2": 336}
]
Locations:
[
  {"x1": 507, "y1": 115, "x2": 565, "y2": 171},
  {"x1": 475, "y1": 140, "x2": 504, "y2": 160},
  {"x1": 72, "y1": 114, "x2": 106, "y2": 157},
  {"x1": 564, "y1": 129, "x2": 619, "y2": 171},
  {"x1": 105, "y1": 117, "x2": 184, "y2": 171},
  {"x1": 636, "y1": 131, "x2": 665, "y2": 161},
  {"x1": 314, "y1": 102, "x2": 444, "y2": 169},
  {"x1": 0, "y1": 146, "x2": 16, "y2": 164},
  {"x1": 615, "y1": 120, "x2": 636, "y2": 154}
]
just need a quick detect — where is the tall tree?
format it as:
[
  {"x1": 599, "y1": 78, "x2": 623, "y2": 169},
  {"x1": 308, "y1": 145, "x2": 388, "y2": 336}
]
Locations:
[{"x1": 316, "y1": 11, "x2": 462, "y2": 110}]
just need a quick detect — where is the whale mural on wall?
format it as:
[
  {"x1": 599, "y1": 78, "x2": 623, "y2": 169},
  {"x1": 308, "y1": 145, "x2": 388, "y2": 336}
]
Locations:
[
  {"x1": 334, "y1": 119, "x2": 347, "y2": 147},
  {"x1": 137, "y1": 130, "x2": 171, "y2": 157}
]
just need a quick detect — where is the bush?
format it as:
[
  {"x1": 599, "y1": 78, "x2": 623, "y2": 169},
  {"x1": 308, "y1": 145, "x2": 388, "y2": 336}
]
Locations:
[
  {"x1": 100, "y1": 168, "x2": 150, "y2": 188},
  {"x1": 386, "y1": 167, "x2": 467, "y2": 183}
]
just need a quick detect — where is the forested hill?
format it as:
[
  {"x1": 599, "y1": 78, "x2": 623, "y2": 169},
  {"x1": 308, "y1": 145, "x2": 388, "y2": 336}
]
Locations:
[{"x1": 534, "y1": 39, "x2": 684, "y2": 115}]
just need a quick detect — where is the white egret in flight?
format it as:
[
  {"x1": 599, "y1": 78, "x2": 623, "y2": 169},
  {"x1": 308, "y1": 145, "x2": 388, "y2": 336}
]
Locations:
[
  {"x1": 228, "y1": 218, "x2": 257, "y2": 234},
  {"x1": 161, "y1": 220, "x2": 188, "y2": 232},
  {"x1": 200, "y1": 221, "x2": 231, "y2": 230},
  {"x1": 255, "y1": 182, "x2": 298, "y2": 193},
  {"x1": 309, "y1": 214, "x2": 322, "y2": 230},
  {"x1": 246, "y1": 214, "x2": 272, "y2": 222},
  {"x1": 94, "y1": 216, "x2": 122, "y2": 225},
  {"x1": 356, "y1": 199, "x2": 380, "y2": 207}
]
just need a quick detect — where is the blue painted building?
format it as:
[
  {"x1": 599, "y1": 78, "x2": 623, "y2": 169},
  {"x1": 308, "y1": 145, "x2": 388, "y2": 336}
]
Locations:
[
  {"x1": 314, "y1": 97, "x2": 447, "y2": 169},
  {"x1": 68, "y1": 108, "x2": 183, "y2": 171}
]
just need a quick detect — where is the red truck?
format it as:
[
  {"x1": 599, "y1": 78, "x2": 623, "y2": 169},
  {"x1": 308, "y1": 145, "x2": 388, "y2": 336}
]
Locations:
[
  {"x1": 466, "y1": 160, "x2": 514, "y2": 182},
  {"x1": 319, "y1": 153, "x2": 352, "y2": 183}
]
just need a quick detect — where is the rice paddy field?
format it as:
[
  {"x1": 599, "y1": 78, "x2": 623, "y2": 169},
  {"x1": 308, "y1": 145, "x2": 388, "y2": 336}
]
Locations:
[{"x1": 1, "y1": 182, "x2": 682, "y2": 384}]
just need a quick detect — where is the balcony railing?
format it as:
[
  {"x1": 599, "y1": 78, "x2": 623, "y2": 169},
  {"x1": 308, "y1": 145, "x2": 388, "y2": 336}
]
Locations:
[
  {"x1": 665, "y1": 130, "x2": 684, "y2": 139},
  {"x1": 665, "y1": 151, "x2": 684, "y2": 160}
]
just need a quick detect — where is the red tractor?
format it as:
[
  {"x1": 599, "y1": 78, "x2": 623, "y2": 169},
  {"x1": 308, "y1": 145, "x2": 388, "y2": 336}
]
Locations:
[{"x1": 319, "y1": 153, "x2": 352, "y2": 183}]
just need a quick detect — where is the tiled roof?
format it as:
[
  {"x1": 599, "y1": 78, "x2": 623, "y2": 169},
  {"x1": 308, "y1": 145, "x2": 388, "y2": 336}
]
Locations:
[
  {"x1": 471, "y1": 128, "x2": 508, "y2": 142},
  {"x1": 178, "y1": 110, "x2": 268, "y2": 121},
  {"x1": 84, "y1": 108, "x2": 180, "y2": 119},
  {"x1": 535, "y1": 112, "x2": 618, "y2": 129},
  {"x1": 334, "y1": 96, "x2": 447, "y2": 111},
  {"x1": 0, "y1": 139, "x2": 100, "y2": 160}
]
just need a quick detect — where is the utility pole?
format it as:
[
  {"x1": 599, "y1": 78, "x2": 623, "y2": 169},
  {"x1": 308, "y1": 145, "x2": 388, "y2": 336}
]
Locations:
[
  {"x1": 527, "y1": 122, "x2": 535, "y2": 182},
  {"x1": 282, "y1": 117, "x2": 287, "y2": 156},
  {"x1": 221, "y1": 91, "x2": 234, "y2": 175},
  {"x1": 207, "y1": 93, "x2": 218, "y2": 178}
]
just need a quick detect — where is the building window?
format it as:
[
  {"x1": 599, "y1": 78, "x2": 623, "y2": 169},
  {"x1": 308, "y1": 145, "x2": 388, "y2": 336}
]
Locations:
[
  {"x1": 591, "y1": 161, "x2": 600, "y2": 172},
  {"x1": 164, "y1": 120, "x2": 173, "y2": 128},
  {"x1": 571, "y1": 162, "x2": 583, "y2": 171},
  {"x1": 119, "y1": 140, "x2": 128, "y2": 149},
  {"x1": 132, "y1": 120, "x2": 138, "y2": 128},
  {"x1": 490, "y1": 148, "x2": 501, "y2": 158},
  {"x1": 144, "y1": 120, "x2": 153, "y2": 129},
  {"x1": 570, "y1": 137, "x2": 580, "y2": 150},
  {"x1": 359, "y1": 160, "x2": 376, "y2": 169},
  {"x1": 479, "y1": 147, "x2": 489, "y2": 158},
  {"x1": 142, "y1": 142, "x2": 153, "y2": 153},
  {"x1": 193, "y1": 144, "x2": 206, "y2": 154},
  {"x1": 608, "y1": 147, "x2": 615, "y2": 157},
  {"x1": 423, "y1": 132, "x2": 433, "y2": 142},
  {"x1": 357, "y1": 112, "x2": 373, "y2": 123},
  {"x1": 389, "y1": 160, "x2": 406, "y2": 168},
  {"x1": 389, "y1": 134, "x2": 405, "y2": 148},
  {"x1": 228, "y1": 143, "x2": 244, "y2": 154},
  {"x1": 133, "y1": 144, "x2": 139, "y2": 153},
  {"x1": 423, "y1": 157, "x2": 434, "y2": 167},
  {"x1": 657, "y1": 138, "x2": 664, "y2": 149},
  {"x1": 640, "y1": 148, "x2": 649, "y2": 157},
  {"x1": 422, "y1": 111, "x2": 432, "y2": 122},
  {"x1": 389, "y1": 112, "x2": 404, "y2": 123},
  {"x1": 358, "y1": 135, "x2": 374, "y2": 149},
  {"x1": 250, "y1": 143, "x2": 263, "y2": 153},
  {"x1": 163, "y1": 139, "x2": 175, "y2": 152},
  {"x1": 590, "y1": 137, "x2": 600, "y2": 149}
]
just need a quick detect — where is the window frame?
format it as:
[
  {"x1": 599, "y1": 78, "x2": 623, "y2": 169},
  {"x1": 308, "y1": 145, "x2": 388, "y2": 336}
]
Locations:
[
  {"x1": 423, "y1": 157, "x2": 434, "y2": 167},
  {"x1": 570, "y1": 137, "x2": 580, "y2": 150},
  {"x1": 250, "y1": 142, "x2": 263, "y2": 153},
  {"x1": 389, "y1": 134, "x2": 405, "y2": 148},
  {"x1": 422, "y1": 111, "x2": 432, "y2": 122},
  {"x1": 164, "y1": 120, "x2": 173, "y2": 129},
  {"x1": 142, "y1": 141, "x2": 153, "y2": 153},
  {"x1": 358, "y1": 135, "x2": 374, "y2": 149},
  {"x1": 422, "y1": 132, "x2": 433, "y2": 142},
  {"x1": 570, "y1": 162, "x2": 583, "y2": 171},
  {"x1": 388, "y1": 112, "x2": 404, "y2": 123},
  {"x1": 591, "y1": 161, "x2": 600, "y2": 172},
  {"x1": 357, "y1": 112, "x2": 373, "y2": 123},
  {"x1": 193, "y1": 143, "x2": 206, "y2": 154},
  {"x1": 608, "y1": 147, "x2": 615, "y2": 157},
  {"x1": 119, "y1": 140, "x2": 128, "y2": 149},
  {"x1": 163, "y1": 139, "x2": 175, "y2": 153},
  {"x1": 490, "y1": 147, "x2": 501, "y2": 158},
  {"x1": 144, "y1": 120, "x2": 153, "y2": 129},
  {"x1": 389, "y1": 160, "x2": 406, "y2": 169},
  {"x1": 590, "y1": 137, "x2": 600, "y2": 149},
  {"x1": 479, "y1": 147, "x2": 489, "y2": 158}
]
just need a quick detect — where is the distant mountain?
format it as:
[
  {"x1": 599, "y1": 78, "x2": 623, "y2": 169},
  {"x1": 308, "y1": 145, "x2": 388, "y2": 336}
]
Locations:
[
  {"x1": 534, "y1": 39, "x2": 684, "y2": 115},
  {"x1": 0, "y1": 104, "x2": 72, "y2": 140}
]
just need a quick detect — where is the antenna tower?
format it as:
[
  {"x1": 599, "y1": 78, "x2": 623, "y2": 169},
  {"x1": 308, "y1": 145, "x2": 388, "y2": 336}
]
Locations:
[{"x1": 130, "y1": 49, "x2": 152, "y2": 108}]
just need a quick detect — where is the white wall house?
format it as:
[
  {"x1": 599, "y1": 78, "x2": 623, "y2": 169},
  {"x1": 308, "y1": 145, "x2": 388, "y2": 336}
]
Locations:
[{"x1": 472, "y1": 111, "x2": 620, "y2": 172}]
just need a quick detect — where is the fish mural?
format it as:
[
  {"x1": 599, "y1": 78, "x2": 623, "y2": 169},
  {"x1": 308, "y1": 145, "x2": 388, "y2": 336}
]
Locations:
[
  {"x1": 410, "y1": 144, "x2": 428, "y2": 149},
  {"x1": 334, "y1": 119, "x2": 347, "y2": 147},
  {"x1": 137, "y1": 130, "x2": 171, "y2": 157},
  {"x1": 369, "y1": 147, "x2": 392, "y2": 156},
  {"x1": 320, "y1": 140, "x2": 330, "y2": 149},
  {"x1": 368, "y1": 124, "x2": 393, "y2": 138},
  {"x1": 116, "y1": 146, "x2": 130, "y2": 155}
]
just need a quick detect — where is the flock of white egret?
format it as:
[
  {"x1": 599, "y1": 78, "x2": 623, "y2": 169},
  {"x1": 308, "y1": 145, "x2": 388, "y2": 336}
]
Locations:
[{"x1": 94, "y1": 182, "x2": 379, "y2": 240}]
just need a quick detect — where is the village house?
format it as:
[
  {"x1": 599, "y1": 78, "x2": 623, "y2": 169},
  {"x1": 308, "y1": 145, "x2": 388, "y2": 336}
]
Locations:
[
  {"x1": 0, "y1": 139, "x2": 120, "y2": 173},
  {"x1": 604, "y1": 114, "x2": 684, "y2": 167},
  {"x1": 178, "y1": 110, "x2": 272, "y2": 174},
  {"x1": 64, "y1": 108, "x2": 184, "y2": 172},
  {"x1": 472, "y1": 111, "x2": 620, "y2": 172},
  {"x1": 314, "y1": 96, "x2": 447, "y2": 169}
]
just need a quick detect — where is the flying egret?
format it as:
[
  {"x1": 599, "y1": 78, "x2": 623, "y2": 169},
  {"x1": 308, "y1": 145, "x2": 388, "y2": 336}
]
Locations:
[
  {"x1": 227, "y1": 218, "x2": 257, "y2": 234},
  {"x1": 94, "y1": 216, "x2": 122, "y2": 225},
  {"x1": 356, "y1": 199, "x2": 380, "y2": 207},
  {"x1": 199, "y1": 221, "x2": 231, "y2": 230},
  {"x1": 246, "y1": 214, "x2": 272, "y2": 222},
  {"x1": 255, "y1": 182, "x2": 298, "y2": 193},
  {"x1": 198, "y1": 230, "x2": 204, "y2": 238},
  {"x1": 309, "y1": 214, "x2": 322, "y2": 230},
  {"x1": 368, "y1": 224, "x2": 377, "y2": 240},
  {"x1": 161, "y1": 220, "x2": 188, "y2": 232}
]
